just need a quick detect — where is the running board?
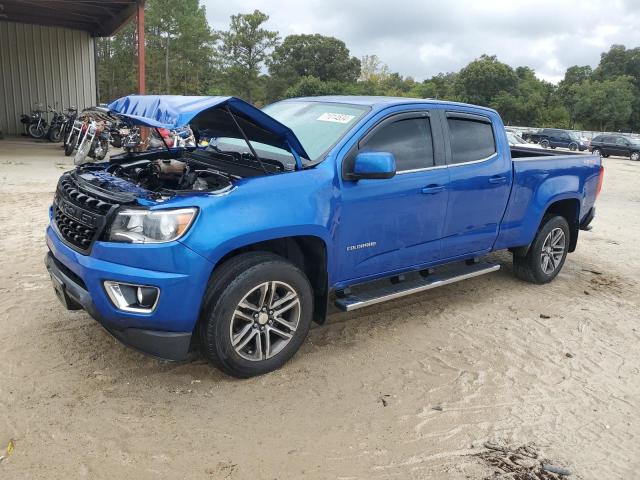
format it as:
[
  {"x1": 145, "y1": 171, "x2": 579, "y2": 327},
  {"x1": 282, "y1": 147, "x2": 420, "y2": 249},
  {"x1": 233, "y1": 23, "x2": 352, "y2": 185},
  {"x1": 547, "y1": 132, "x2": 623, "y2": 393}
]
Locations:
[{"x1": 334, "y1": 262, "x2": 500, "y2": 312}]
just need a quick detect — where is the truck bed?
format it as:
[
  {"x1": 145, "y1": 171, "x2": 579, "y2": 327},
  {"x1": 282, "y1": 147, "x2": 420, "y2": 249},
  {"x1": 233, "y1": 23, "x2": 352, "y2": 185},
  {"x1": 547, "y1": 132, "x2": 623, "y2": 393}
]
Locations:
[{"x1": 493, "y1": 147, "x2": 601, "y2": 252}]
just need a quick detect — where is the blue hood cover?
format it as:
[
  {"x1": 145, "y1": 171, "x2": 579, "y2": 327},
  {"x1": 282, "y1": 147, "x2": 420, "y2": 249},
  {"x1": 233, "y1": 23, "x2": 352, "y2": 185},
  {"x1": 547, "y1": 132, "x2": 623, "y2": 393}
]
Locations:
[{"x1": 108, "y1": 95, "x2": 309, "y2": 160}]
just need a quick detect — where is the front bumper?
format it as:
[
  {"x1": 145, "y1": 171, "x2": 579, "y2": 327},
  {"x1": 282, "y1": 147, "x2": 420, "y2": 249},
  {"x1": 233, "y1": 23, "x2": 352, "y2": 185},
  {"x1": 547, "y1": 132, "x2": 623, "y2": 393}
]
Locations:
[{"x1": 45, "y1": 226, "x2": 213, "y2": 361}]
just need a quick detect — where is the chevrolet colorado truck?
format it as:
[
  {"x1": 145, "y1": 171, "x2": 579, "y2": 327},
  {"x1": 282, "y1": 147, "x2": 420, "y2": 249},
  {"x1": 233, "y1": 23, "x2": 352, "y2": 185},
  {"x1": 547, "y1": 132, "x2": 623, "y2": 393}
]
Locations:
[{"x1": 45, "y1": 95, "x2": 604, "y2": 377}]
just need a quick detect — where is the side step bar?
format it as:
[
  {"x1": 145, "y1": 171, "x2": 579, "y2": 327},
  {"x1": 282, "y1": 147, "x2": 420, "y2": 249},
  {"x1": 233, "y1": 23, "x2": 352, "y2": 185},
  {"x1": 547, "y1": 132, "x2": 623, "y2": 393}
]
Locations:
[{"x1": 335, "y1": 262, "x2": 500, "y2": 312}]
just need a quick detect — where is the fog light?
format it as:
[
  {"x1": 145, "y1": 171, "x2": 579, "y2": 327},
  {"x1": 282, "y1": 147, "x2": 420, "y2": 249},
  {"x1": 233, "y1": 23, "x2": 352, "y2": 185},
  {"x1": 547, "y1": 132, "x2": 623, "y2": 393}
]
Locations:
[{"x1": 104, "y1": 281, "x2": 160, "y2": 313}]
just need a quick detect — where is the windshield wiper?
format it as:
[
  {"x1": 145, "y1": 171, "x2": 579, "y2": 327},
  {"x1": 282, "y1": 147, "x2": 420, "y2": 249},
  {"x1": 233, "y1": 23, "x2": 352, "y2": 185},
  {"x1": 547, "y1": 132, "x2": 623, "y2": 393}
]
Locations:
[{"x1": 224, "y1": 106, "x2": 269, "y2": 175}]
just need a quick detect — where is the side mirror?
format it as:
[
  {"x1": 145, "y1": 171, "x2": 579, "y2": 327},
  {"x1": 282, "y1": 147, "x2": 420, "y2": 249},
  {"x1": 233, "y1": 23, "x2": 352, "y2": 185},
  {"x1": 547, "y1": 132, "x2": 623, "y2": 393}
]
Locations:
[{"x1": 349, "y1": 151, "x2": 396, "y2": 180}]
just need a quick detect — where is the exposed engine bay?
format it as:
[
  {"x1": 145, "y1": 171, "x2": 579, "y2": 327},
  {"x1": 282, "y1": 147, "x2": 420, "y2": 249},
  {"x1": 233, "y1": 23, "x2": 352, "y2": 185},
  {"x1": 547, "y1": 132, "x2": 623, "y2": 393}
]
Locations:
[
  {"x1": 106, "y1": 157, "x2": 233, "y2": 194},
  {"x1": 72, "y1": 140, "x2": 295, "y2": 201}
]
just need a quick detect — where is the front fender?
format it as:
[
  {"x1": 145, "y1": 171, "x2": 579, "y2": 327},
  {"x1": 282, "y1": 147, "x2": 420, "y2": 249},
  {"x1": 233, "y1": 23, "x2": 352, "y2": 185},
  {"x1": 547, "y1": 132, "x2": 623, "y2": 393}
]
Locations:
[{"x1": 178, "y1": 166, "x2": 336, "y2": 272}]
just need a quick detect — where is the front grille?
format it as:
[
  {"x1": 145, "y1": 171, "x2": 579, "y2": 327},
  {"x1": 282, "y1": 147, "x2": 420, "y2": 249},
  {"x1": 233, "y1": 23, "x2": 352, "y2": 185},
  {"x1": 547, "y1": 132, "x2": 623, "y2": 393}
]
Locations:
[
  {"x1": 52, "y1": 173, "x2": 118, "y2": 253},
  {"x1": 58, "y1": 176, "x2": 113, "y2": 214},
  {"x1": 53, "y1": 205, "x2": 97, "y2": 250}
]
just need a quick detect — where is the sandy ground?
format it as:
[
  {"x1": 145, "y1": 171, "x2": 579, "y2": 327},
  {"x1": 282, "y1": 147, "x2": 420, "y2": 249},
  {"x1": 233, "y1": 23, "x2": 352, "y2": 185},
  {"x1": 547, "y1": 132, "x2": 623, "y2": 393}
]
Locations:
[{"x1": 0, "y1": 137, "x2": 639, "y2": 479}]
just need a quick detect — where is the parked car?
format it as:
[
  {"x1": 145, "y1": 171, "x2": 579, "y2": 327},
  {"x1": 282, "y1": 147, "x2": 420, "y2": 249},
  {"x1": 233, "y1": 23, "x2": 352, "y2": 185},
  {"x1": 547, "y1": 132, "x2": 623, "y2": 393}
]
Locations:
[
  {"x1": 506, "y1": 130, "x2": 543, "y2": 149},
  {"x1": 588, "y1": 134, "x2": 640, "y2": 161},
  {"x1": 522, "y1": 128, "x2": 587, "y2": 151},
  {"x1": 45, "y1": 95, "x2": 603, "y2": 377}
]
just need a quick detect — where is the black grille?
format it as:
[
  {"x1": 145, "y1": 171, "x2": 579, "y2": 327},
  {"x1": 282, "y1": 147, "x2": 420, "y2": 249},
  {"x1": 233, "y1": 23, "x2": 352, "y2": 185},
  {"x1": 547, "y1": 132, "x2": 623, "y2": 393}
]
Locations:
[
  {"x1": 58, "y1": 176, "x2": 113, "y2": 214},
  {"x1": 53, "y1": 205, "x2": 97, "y2": 250},
  {"x1": 52, "y1": 174, "x2": 117, "y2": 253}
]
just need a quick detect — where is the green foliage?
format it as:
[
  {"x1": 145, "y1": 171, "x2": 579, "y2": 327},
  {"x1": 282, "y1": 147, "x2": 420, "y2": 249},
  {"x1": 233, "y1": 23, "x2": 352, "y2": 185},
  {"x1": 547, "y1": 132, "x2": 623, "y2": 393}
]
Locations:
[
  {"x1": 97, "y1": 6, "x2": 640, "y2": 131},
  {"x1": 215, "y1": 10, "x2": 279, "y2": 103},
  {"x1": 454, "y1": 55, "x2": 519, "y2": 106},
  {"x1": 268, "y1": 34, "x2": 360, "y2": 99},
  {"x1": 96, "y1": 22, "x2": 138, "y2": 101},
  {"x1": 573, "y1": 77, "x2": 635, "y2": 131}
]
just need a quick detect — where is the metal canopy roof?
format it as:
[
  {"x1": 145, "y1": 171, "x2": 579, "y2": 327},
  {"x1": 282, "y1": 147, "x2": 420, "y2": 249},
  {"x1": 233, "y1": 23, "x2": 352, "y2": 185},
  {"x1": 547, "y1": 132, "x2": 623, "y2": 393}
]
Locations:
[{"x1": 0, "y1": 0, "x2": 138, "y2": 37}]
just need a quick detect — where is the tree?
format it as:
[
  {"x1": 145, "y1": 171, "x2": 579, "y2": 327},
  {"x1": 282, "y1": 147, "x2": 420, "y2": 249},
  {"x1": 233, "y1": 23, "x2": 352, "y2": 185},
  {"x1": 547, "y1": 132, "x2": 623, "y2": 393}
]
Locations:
[
  {"x1": 96, "y1": 22, "x2": 137, "y2": 102},
  {"x1": 145, "y1": 0, "x2": 215, "y2": 95},
  {"x1": 454, "y1": 55, "x2": 519, "y2": 106},
  {"x1": 573, "y1": 77, "x2": 635, "y2": 131},
  {"x1": 96, "y1": 0, "x2": 214, "y2": 102},
  {"x1": 359, "y1": 54, "x2": 390, "y2": 82},
  {"x1": 216, "y1": 10, "x2": 279, "y2": 103},
  {"x1": 267, "y1": 34, "x2": 360, "y2": 100},
  {"x1": 285, "y1": 76, "x2": 347, "y2": 97}
]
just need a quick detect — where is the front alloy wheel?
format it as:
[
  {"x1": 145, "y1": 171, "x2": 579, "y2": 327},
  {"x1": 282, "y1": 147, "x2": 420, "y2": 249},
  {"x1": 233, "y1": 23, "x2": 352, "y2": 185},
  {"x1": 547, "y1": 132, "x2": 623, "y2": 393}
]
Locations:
[
  {"x1": 200, "y1": 252, "x2": 313, "y2": 378},
  {"x1": 230, "y1": 281, "x2": 300, "y2": 361}
]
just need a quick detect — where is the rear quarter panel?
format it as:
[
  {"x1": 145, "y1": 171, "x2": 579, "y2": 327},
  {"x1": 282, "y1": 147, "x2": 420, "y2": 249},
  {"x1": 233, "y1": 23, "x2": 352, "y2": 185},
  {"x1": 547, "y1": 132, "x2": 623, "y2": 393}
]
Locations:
[{"x1": 494, "y1": 154, "x2": 601, "y2": 250}]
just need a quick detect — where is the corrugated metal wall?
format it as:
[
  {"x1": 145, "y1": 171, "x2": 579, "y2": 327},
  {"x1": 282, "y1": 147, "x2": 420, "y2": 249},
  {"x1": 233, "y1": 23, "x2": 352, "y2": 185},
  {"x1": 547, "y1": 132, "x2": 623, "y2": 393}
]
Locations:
[{"x1": 0, "y1": 21, "x2": 97, "y2": 135}]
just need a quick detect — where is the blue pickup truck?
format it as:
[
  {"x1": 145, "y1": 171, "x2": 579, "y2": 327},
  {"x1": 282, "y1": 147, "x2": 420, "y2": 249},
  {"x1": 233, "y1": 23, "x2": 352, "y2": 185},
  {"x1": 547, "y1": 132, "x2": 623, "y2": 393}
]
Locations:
[{"x1": 45, "y1": 95, "x2": 604, "y2": 377}]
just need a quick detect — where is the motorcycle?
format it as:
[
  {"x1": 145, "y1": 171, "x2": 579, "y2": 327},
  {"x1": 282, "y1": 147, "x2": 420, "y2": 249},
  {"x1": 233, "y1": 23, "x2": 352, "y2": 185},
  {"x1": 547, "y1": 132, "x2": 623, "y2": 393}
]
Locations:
[
  {"x1": 21, "y1": 104, "x2": 48, "y2": 139},
  {"x1": 73, "y1": 119, "x2": 111, "y2": 165},
  {"x1": 60, "y1": 106, "x2": 78, "y2": 149},
  {"x1": 46, "y1": 106, "x2": 66, "y2": 142},
  {"x1": 122, "y1": 126, "x2": 142, "y2": 152}
]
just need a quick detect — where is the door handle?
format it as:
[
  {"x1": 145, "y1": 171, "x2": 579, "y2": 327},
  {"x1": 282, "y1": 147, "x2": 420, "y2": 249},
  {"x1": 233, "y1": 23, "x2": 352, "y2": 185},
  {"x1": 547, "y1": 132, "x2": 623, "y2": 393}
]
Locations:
[
  {"x1": 421, "y1": 185, "x2": 445, "y2": 194},
  {"x1": 488, "y1": 175, "x2": 507, "y2": 185}
]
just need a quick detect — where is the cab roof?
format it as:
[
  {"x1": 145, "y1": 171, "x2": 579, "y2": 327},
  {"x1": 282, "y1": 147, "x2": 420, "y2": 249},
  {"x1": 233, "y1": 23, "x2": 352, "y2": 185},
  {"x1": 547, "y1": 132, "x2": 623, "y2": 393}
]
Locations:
[{"x1": 281, "y1": 95, "x2": 498, "y2": 114}]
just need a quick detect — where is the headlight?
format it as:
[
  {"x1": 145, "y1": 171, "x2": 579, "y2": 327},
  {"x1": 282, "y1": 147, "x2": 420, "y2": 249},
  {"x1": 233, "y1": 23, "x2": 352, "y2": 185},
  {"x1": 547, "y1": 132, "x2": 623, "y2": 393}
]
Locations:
[{"x1": 107, "y1": 208, "x2": 197, "y2": 243}]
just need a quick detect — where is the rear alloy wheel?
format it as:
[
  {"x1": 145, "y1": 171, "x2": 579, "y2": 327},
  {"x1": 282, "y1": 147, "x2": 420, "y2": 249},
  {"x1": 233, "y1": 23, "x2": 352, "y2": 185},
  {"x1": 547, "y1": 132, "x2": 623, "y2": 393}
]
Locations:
[
  {"x1": 513, "y1": 215, "x2": 570, "y2": 284},
  {"x1": 592, "y1": 148, "x2": 602, "y2": 157},
  {"x1": 631, "y1": 151, "x2": 640, "y2": 161},
  {"x1": 540, "y1": 140, "x2": 550, "y2": 149},
  {"x1": 539, "y1": 228, "x2": 566, "y2": 275},
  {"x1": 200, "y1": 252, "x2": 313, "y2": 378}
]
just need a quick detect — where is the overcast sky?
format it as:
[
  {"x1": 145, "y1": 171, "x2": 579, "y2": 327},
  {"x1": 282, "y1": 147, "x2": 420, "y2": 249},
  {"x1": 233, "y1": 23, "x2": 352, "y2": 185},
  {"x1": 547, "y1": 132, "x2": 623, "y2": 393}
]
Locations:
[{"x1": 203, "y1": 0, "x2": 640, "y2": 84}]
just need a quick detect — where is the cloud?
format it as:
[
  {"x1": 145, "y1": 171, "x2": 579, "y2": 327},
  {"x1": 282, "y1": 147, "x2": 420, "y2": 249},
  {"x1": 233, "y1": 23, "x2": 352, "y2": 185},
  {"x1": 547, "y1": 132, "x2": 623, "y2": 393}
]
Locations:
[{"x1": 203, "y1": 0, "x2": 640, "y2": 83}]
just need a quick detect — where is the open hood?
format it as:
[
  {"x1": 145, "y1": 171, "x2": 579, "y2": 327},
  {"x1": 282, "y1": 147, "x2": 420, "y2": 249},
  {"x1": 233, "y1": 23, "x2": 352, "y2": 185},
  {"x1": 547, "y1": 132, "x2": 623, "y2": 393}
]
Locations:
[{"x1": 107, "y1": 95, "x2": 309, "y2": 160}]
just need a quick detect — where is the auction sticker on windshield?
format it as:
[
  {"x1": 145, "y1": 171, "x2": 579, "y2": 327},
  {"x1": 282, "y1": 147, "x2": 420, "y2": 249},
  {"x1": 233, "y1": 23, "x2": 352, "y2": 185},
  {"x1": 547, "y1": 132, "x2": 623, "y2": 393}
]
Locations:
[{"x1": 317, "y1": 112, "x2": 356, "y2": 123}]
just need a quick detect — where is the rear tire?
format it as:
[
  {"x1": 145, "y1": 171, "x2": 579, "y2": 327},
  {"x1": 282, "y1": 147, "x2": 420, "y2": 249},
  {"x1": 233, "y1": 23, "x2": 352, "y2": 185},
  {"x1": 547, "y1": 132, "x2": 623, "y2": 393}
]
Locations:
[
  {"x1": 592, "y1": 148, "x2": 602, "y2": 157},
  {"x1": 513, "y1": 215, "x2": 570, "y2": 284},
  {"x1": 631, "y1": 151, "x2": 640, "y2": 161},
  {"x1": 540, "y1": 140, "x2": 550, "y2": 149},
  {"x1": 199, "y1": 252, "x2": 313, "y2": 378}
]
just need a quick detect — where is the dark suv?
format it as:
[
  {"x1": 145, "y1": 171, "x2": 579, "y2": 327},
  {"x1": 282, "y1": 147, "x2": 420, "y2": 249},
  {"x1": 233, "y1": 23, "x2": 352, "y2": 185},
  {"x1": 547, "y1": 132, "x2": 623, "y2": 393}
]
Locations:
[
  {"x1": 535, "y1": 129, "x2": 588, "y2": 151},
  {"x1": 589, "y1": 134, "x2": 640, "y2": 161}
]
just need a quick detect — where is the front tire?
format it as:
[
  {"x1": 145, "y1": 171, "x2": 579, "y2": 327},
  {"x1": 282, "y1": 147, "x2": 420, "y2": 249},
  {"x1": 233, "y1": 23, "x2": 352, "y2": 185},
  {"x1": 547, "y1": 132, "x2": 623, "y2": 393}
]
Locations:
[
  {"x1": 592, "y1": 148, "x2": 602, "y2": 157},
  {"x1": 199, "y1": 252, "x2": 313, "y2": 378},
  {"x1": 569, "y1": 142, "x2": 577, "y2": 151},
  {"x1": 513, "y1": 215, "x2": 570, "y2": 284},
  {"x1": 631, "y1": 151, "x2": 640, "y2": 161},
  {"x1": 540, "y1": 140, "x2": 550, "y2": 149},
  {"x1": 64, "y1": 134, "x2": 77, "y2": 156},
  {"x1": 28, "y1": 123, "x2": 45, "y2": 139},
  {"x1": 48, "y1": 126, "x2": 62, "y2": 143}
]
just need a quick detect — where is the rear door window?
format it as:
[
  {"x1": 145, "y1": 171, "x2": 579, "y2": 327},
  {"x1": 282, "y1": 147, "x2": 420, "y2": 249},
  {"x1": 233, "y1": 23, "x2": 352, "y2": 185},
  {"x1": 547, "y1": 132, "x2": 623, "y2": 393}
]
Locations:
[{"x1": 447, "y1": 116, "x2": 496, "y2": 164}]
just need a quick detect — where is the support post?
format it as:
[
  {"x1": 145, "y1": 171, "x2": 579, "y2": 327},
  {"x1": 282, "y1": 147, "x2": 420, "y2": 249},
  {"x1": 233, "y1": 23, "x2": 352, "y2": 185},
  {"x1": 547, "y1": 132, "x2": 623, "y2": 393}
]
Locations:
[{"x1": 137, "y1": 0, "x2": 145, "y2": 94}]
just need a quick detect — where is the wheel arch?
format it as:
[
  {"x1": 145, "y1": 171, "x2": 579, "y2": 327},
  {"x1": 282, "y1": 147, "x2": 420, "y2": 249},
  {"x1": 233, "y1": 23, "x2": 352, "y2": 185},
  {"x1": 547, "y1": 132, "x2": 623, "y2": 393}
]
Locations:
[
  {"x1": 544, "y1": 198, "x2": 580, "y2": 252},
  {"x1": 208, "y1": 234, "x2": 330, "y2": 324},
  {"x1": 510, "y1": 196, "x2": 581, "y2": 257}
]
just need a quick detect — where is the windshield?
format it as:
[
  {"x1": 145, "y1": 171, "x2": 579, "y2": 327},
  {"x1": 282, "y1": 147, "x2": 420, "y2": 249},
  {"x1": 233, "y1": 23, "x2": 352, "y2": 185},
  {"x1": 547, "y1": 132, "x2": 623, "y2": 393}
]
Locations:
[
  {"x1": 507, "y1": 132, "x2": 527, "y2": 144},
  {"x1": 568, "y1": 132, "x2": 580, "y2": 141},
  {"x1": 262, "y1": 101, "x2": 369, "y2": 162}
]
